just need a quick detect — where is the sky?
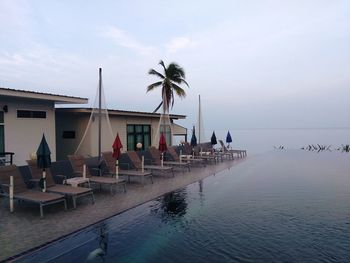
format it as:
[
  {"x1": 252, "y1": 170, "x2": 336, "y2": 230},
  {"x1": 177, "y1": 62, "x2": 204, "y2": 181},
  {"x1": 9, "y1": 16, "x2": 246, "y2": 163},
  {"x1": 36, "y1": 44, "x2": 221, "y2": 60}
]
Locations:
[{"x1": 0, "y1": 0, "x2": 349, "y2": 135}]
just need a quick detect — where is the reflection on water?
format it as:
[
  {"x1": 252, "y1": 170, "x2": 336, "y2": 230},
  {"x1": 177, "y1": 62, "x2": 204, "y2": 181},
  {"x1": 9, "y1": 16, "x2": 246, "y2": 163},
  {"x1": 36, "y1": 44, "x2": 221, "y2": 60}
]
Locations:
[
  {"x1": 86, "y1": 223, "x2": 108, "y2": 263},
  {"x1": 18, "y1": 151, "x2": 350, "y2": 262},
  {"x1": 151, "y1": 189, "x2": 188, "y2": 221}
]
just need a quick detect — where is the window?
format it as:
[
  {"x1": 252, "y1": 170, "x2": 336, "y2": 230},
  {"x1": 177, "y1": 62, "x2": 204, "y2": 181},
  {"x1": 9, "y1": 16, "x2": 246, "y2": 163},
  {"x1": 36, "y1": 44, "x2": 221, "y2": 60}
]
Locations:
[
  {"x1": 0, "y1": 112, "x2": 4, "y2": 153},
  {"x1": 62, "y1": 131, "x2": 76, "y2": 139},
  {"x1": 127, "y1": 124, "x2": 151, "y2": 151},
  {"x1": 17, "y1": 110, "x2": 46, "y2": 118}
]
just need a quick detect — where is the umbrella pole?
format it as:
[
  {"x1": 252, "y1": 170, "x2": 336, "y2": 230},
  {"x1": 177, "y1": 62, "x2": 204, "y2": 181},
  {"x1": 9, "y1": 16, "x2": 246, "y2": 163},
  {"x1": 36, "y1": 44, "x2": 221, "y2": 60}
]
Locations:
[
  {"x1": 161, "y1": 152, "x2": 164, "y2": 167},
  {"x1": 115, "y1": 160, "x2": 119, "y2": 180},
  {"x1": 141, "y1": 155, "x2": 144, "y2": 173},
  {"x1": 42, "y1": 169, "x2": 46, "y2": 192},
  {"x1": 9, "y1": 176, "x2": 14, "y2": 213},
  {"x1": 83, "y1": 164, "x2": 86, "y2": 179}
]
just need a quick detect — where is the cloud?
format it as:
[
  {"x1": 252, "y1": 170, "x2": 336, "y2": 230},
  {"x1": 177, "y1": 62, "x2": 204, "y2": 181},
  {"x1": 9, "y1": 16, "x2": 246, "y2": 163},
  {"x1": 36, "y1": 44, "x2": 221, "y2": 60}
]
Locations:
[
  {"x1": 102, "y1": 26, "x2": 157, "y2": 56},
  {"x1": 166, "y1": 37, "x2": 197, "y2": 53}
]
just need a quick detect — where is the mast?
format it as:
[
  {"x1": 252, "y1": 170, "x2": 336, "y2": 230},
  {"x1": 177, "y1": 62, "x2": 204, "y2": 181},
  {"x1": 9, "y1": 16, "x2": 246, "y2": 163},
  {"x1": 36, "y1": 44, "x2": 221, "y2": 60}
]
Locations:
[
  {"x1": 198, "y1": 94, "x2": 201, "y2": 144},
  {"x1": 98, "y1": 68, "x2": 102, "y2": 163}
]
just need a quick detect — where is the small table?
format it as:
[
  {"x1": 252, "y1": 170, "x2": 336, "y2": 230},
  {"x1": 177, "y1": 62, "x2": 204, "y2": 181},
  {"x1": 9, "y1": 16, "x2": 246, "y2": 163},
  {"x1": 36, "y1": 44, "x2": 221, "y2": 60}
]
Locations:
[{"x1": 65, "y1": 177, "x2": 90, "y2": 188}]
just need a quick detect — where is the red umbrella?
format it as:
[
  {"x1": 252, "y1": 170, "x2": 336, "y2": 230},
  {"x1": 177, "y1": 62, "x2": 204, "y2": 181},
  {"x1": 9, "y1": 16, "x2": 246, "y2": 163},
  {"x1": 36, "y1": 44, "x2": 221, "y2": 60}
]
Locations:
[
  {"x1": 112, "y1": 133, "x2": 123, "y2": 159},
  {"x1": 158, "y1": 133, "x2": 167, "y2": 152}
]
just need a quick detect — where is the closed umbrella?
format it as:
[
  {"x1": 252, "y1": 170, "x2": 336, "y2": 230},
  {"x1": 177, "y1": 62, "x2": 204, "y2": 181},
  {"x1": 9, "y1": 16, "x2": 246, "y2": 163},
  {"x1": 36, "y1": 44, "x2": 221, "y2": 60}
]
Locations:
[
  {"x1": 211, "y1": 131, "x2": 217, "y2": 145},
  {"x1": 112, "y1": 133, "x2": 123, "y2": 179},
  {"x1": 159, "y1": 133, "x2": 167, "y2": 166},
  {"x1": 226, "y1": 131, "x2": 232, "y2": 148},
  {"x1": 190, "y1": 126, "x2": 197, "y2": 156},
  {"x1": 190, "y1": 126, "x2": 197, "y2": 147},
  {"x1": 36, "y1": 134, "x2": 51, "y2": 192}
]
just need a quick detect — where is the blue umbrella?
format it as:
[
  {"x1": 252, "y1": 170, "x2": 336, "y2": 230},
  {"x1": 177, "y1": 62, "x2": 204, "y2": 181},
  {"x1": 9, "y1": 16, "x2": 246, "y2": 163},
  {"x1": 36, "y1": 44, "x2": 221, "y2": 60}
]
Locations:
[
  {"x1": 211, "y1": 131, "x2": 217, "y2": 145},
  {"x1": 226, "y1": 131, "x2": 232, "y2": 148},
  {"x1": 36, "y1": 134, "x2": 51, "y2": 192},
  {"x1": 190, "y1": 126, "x2": 197, "y2": 147}
]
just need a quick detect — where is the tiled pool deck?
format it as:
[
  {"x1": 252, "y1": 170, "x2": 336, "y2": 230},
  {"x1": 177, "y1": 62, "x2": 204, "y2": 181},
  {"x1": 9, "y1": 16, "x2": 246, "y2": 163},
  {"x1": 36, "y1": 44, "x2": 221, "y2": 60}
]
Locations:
[{"x1": 0, "y1": 158, "x2": 246, "y2": 261}]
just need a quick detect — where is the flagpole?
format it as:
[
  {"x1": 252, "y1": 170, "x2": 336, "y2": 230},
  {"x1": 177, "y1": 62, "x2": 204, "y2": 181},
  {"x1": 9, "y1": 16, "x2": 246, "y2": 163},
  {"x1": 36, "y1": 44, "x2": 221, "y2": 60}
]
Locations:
[
  {"x1": 198, "y1": 95, "x2": 201, "y2": 144},
  {"x1": 98, "y1": 68, "x2": 102, "y2": 163}
]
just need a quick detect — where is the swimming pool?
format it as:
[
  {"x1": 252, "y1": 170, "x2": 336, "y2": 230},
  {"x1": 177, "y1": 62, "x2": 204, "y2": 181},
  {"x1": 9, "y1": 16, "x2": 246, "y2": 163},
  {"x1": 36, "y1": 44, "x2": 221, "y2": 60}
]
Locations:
[{"x1": 18, "y1": 151, "x2": 350, "y2": 262}]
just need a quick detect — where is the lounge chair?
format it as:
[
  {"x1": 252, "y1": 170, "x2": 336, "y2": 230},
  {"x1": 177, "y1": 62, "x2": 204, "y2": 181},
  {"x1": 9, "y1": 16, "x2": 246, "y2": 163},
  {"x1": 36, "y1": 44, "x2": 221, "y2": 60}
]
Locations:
[
  {"x1": 26, "y1": 160, "x2": 95, "y2": 209},
  {"x1": 148, "y1": 147, "x2": 190, "y2": 172},
  {"x1": 68, "y1": 155, "x2": 126, "y2": 194},
  {"x1": 0, "y1": 165, "x2": 67, "y2": 218},
  {"x1": 218, "y1": 140, "x2": 246, "y2": 158},
  {"x1": 174, "y1": 144, "x2": 206, "y2": 166},
  {"x1": 101, "y1": 151, "x2": 153, "y2": 184},
  {"x1": 126, "y1": 151, "x2": 174, "y2": 177}
]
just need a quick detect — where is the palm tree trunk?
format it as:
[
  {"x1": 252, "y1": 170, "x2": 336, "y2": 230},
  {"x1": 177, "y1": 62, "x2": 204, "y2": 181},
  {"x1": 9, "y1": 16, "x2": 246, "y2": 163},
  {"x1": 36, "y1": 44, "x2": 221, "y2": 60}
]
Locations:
[{"x1": 153, "y1": 101, "x2": 163, "y2": 113}]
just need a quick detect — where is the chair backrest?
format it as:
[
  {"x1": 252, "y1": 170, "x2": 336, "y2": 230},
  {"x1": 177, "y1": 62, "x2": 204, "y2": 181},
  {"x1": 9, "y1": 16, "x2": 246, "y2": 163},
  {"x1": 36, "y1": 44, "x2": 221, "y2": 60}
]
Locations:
[
  {"x1": 148, "y1": 147, "x2": 162, "y2": 165},
  {"x1": 26, "y1": 160, "x2": 55, "y2": 187},
  {"x1": 101, "y1": 151, "x2": 116, "y2": 173},
  {"x1": 67, "y1": 155, "x2": 92, "y2": 178},
  {"x1": 125, "y1": 151, "x2": 142, "y2": 169},
  {"x1": 167, "y1": 147, "x2": 180, "y2": 161},
  {"x1": 0, "y1": 165, "x2": 28, "y2": 194},
  {"x1": 218, "y1": 140, "x2": 228, "y2": 152},
  {"x1": 183, "y1": 142, "x2": 193, "y2": 155}
]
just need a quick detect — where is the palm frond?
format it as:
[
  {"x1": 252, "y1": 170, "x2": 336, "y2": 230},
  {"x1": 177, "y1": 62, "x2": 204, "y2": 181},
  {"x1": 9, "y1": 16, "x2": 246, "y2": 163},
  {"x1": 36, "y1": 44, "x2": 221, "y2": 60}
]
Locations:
[
  {"x1": 147, "y1": 81, "x2": 163, "y2": 92},
  {"x1": 148, "y1": 69, "x2": 165, "y2": 79},
  {"x1": 159, "y1": 60, "x2": 167, "y2": 74},
  {"x1": 172, "y1": 83, "x2": 186, "y2": 98},
  {"x1": 152, "y1": 101, "x2": 163, "y2": 113}
]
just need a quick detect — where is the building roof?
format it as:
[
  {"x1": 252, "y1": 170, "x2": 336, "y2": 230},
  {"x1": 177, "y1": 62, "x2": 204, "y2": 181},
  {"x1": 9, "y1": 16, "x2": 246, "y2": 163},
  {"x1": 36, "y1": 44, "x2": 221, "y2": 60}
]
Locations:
[
  {"x1": 0, "y1": 87, "x2": 88, "y2": 104},
  {"x1": 56, "y1": 107, "x2": 186, "y2": 120}
]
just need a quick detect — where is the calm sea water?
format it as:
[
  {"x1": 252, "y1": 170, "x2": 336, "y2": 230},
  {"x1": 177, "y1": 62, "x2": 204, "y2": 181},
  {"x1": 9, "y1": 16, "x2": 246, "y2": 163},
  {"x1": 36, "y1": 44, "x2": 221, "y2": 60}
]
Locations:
[
  {"x1": 212, "y1": 128, "x2": 350, "y2": 154},
  {"x1": 19, "y1": 150, "x2": 350, "y2": 262}
]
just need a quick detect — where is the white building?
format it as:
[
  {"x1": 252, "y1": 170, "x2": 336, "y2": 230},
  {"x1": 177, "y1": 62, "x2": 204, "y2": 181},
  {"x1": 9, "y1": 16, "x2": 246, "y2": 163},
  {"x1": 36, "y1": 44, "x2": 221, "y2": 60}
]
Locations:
[
  {"x1": 55, "y1": 108, "x2": 187, "y2": 160},
  {"x1": 0, "y1": 87, "x2": 187, "y2": 165},
  {"x1": 0, "y1": 87, "x2": 87, "y2": 165}
]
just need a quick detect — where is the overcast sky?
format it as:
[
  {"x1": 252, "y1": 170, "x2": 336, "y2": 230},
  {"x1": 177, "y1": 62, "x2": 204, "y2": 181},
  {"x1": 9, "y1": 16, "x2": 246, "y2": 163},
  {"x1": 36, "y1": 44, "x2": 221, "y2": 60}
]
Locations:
[{"x1": 0, "y1": 0, "x2": 349, "y2": 133}]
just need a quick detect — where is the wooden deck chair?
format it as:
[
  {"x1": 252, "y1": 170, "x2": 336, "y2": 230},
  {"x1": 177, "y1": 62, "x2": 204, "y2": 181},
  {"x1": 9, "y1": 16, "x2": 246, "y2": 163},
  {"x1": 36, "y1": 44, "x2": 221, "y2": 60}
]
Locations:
[
  {"x1": 101, "y1": 151, "x2": 153, "y2": 184},
  {"x1": 218, "y1": 140, "x2": 247, "y2": 159},
  {"x1": 0, "y1": 165, "x2": 67, "y2": 218},
  {"x1": 169, "y1": 146, "x2": 206, "y2": 166},
  {"x1": 149, "y1": 147, "x2": 190, "y2": 172},
  {"x1": 27, "y1": 160, "x2": 94, "y2": 209},
  {"x1": 68, "y1": 155, "x2": 126, "y2": 194},
  {"x1": 126, "y1": 151, "x2": 174, "y2": 177}
]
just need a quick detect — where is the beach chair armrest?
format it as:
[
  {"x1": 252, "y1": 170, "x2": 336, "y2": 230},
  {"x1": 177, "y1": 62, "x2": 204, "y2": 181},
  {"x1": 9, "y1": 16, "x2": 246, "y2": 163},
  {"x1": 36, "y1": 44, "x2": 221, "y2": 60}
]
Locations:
[
  {"x1": 55, "y1": 174, "x2": 67, "y2": 184},
  {"x1": 119, "y1": 162, "x2": 130, "y2": 170},
  {"x1": 28, "y1": 178, "x2": 41, "y2": 189},
  {"x1": 90, "y1": 167, "x2": 101, "y2": 176},
  {"x1": 0, "y1": 183, "x2": 9, "y2": 194},
  {"x1": 0, "y1": 183, "x2": 10, "y2": 188}
]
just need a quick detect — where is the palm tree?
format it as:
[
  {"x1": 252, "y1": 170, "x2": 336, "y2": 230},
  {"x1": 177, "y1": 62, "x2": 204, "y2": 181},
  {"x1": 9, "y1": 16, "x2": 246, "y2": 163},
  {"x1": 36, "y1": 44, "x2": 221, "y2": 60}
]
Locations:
[{"x1": 147, "y1": 60, "x2": 189, "y2": 113}]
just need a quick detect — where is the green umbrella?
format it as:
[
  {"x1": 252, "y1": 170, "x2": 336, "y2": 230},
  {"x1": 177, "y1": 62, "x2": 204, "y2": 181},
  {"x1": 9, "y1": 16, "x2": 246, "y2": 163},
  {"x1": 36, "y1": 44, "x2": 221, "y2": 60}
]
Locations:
[{"x1": 36, "y1": 134, "x2": 51, "y2": 192}]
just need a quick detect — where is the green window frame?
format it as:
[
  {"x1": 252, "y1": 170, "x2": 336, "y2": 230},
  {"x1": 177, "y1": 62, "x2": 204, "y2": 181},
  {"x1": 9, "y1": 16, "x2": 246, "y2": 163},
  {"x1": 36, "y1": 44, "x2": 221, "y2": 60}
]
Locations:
[{"x1": 127, "y1": 124, "x2": 151, "y2": 151}]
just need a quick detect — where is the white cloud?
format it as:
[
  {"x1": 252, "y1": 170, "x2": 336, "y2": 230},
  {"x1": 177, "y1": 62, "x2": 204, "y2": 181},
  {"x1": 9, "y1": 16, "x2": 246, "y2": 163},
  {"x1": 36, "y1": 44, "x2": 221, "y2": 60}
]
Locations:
[
  {"x1": 102, "y1": 26, "x2": 157, "y2": 56},
  {"x1": 166, "y1": 37, "x2": 197, "y2": 53}
]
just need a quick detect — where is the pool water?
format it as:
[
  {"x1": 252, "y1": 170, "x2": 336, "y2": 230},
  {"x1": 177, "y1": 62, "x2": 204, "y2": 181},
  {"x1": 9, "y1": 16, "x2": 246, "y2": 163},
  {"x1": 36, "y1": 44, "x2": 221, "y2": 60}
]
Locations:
[{"x1": 19, "y1": 151, "x2": 350, "y2": 262}]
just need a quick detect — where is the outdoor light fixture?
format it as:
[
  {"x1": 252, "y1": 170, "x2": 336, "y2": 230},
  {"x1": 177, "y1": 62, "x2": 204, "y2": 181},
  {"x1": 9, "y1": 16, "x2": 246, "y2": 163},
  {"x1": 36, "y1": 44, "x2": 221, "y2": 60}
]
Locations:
[
  {"x1": 136, "y1": 143, "x2": 142, "y2": 150},
  {"x1": 2, "y1": 105, "x2": 8, "y2": 113}
]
